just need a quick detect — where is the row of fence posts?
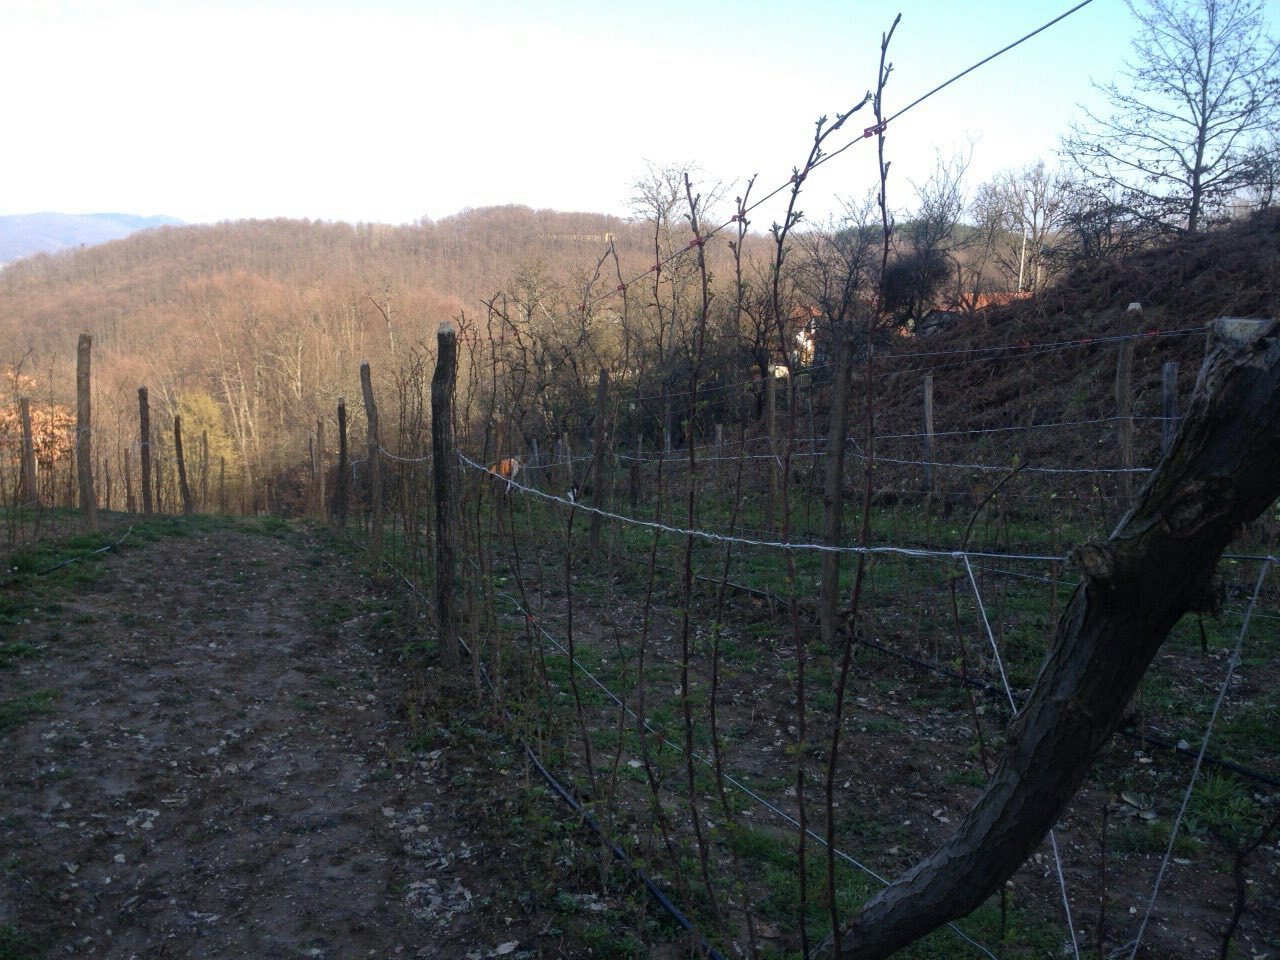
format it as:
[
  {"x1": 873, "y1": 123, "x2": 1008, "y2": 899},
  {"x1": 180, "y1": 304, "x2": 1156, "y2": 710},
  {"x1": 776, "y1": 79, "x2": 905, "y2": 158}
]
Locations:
[
  {"x1": 17, "y1": 334, "x2": 226, "y2": 528},
  {"x1": 30, "y1": 325, "x2": 1182, "y2": 542},
  {"x1": 916, "y1": 333, "x2": 1180, "y2": 509},
  {"x1": 312, "y1": 324, "x2": 461, "y2": 665}
]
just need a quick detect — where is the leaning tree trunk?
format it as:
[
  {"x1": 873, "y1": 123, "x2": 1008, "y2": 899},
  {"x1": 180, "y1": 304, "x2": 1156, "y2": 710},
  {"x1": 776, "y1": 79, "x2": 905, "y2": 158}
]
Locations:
[{"x1": 815, "y1": 318, "x2": 1280, "y2": 960}]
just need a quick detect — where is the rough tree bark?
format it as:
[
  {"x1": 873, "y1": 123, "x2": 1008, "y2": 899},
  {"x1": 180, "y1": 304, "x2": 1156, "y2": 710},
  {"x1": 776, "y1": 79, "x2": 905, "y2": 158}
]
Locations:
[
  {"x1": 75, "y1": 333, "x2": 97, "y2": 528},
  {"x1": 138, "y1": 387, "x2": 153, "y2": 516},
  {"x1": 360, "y1": 360, "x2": 383, "y2": 561},
  {"x1": 431, "y1": 321, "x2": 460, "y2": 667},
  {"x1": 815, "y1": 318, "x2": 1280, "y2": 960}
]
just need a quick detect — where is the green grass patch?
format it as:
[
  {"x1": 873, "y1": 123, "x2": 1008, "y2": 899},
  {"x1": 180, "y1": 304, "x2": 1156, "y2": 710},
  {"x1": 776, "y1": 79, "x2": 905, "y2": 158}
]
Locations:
[
  {"x1": 0, "y1": 690, "x2": 56, "y2": 737},
  {"x1": 0, "y1": 923, "x2": 41, "y2": 960},
  {"x1": 0, "y1": 642, "x2": 39, "y2": 668}
]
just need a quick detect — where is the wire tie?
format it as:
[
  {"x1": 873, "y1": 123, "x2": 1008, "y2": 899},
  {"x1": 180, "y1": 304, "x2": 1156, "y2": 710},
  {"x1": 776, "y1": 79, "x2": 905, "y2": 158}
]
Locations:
[
  {"x1": 616, "y1": 283, "x2": 627, "y2": 293},
  {"x1": 863, "y1": 121, "x2": 887, "y2": 138}
]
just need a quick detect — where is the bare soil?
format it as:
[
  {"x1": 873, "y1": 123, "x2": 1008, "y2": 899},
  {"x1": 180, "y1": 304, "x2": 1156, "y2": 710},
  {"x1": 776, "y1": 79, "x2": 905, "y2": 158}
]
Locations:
[{"x1": 0, "y1": 518, "x2": 659, "y2": 959}]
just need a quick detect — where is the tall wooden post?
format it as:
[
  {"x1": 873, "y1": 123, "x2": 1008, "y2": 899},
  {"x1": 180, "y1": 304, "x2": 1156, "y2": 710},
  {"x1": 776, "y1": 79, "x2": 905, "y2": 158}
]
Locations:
[
  {"x1": 76, "y1": 333, "x2": 97, "y2": 528},
  {"x1": 630, "y1": 437, "x2": 642, "y2": 513},
  {"x1": 123, "y1": 449, "x2": 135, "y2": 513},
  {"x1": 314, "y1": 418, "x2": 326, "y2": 517},
  {"x1": 138, "y1": 387, "x2": 153, "y2": 516},
  {"x1": 332, "y1": 399, "x2": 349, "y2": 529},
  {"x1": 819, "y1": 325, "x2": 855, "y2": 651},
  {"x1": 1115, "y1": 339, "x2": 1136, "y2": 504},
  {"x1": 360, "y1": 360, "x2": 384, "y2": 560},
  {"x1": 1162, "y1": 361, "x2": 1180, "y2": 455},
  {"x1": 174, "y1": 415, "x2": 194, "y2": 515},
  {"x1": 218, "y1": 456, "x2": 227, "y2": 514},
  {"x1": 766, "y1": 373, "x2": 779, "y2": 531},
  {"x1": 18, "y1": 397, "x2": 37, "y2": 507},
  {"x1": 589, "y1": 367, "x2": 609, "y2": 551},
  {"x1": 923, "y1": 373, "x2": 936, "y2": 497},
  {"x1": 432, "y1": 321, "x2": 460, "y2": 666},
  {"x1": 199, "y1": 430, "x2": 209, "y2": 510}
]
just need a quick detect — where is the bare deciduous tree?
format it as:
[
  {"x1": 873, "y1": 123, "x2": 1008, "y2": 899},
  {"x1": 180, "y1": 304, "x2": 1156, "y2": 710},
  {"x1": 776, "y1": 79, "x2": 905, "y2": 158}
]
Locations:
[{"x1": 1063, "y1": 0, "x2": 1280, "y2": 233}]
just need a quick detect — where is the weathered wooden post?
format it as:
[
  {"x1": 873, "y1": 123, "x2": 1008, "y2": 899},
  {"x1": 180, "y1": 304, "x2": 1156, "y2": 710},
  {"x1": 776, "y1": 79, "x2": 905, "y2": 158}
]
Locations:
[
  {"x1": 138, "y1": 387, "x2": 153, "y2": 516},
  {"x1": 123, "y1": 449, "x2": 135, "y2": 513},
  {"x1": 556, "y1": 436, "x2": 573, "y2": 497},
  {"x1": 923, "y1": 373, "x2": 936, "y2": 499},
  {"x1": 1162, "y1": 361, "x2": 1180, "y2": 455},
  {"x1": 199, "y1": 430, "x2": 209, "y2": 510},
  {"x1": 314, "y1": 418, "x2": 326, "y2": 517},
  {"x1": 361, "y1": 360, "x2": 384, "y2": 560},
  {"x1": 1115, "y1": 337, "x2": 1136, "y2": 505},
  {"x1": 589, "y1": 367, "x2": 609, "y2": 551},
  {"x1": 332, "y1": 398, "x2": 349, "y2": 529},
  {"x1": 174, "y1": 415, "x2": 194, "y2": 515},
  {"x1": 18, "y1": 397, "x2": 37, "y2": 507},
  {"x1": 630, "y1": 437, "x2": 642, "y2": 513},
  {"x1": 766, "y1": 372, "x2": 779, "y2": 531},
  {"x1": 76, "y1": 333, "x2": 97, "y2": 528},
  {"x1": 713, "y1": 422, "x2": 724, "y2": 495},
  {"x1": 431, "y1": 321, "x2": 460, "y2": 666},
  {"x1": 820, "y1": 323, "x2": 855, "y2": 653},
  {"x1": 218, "y1": 456, "x2": 227, "y2": 514}
]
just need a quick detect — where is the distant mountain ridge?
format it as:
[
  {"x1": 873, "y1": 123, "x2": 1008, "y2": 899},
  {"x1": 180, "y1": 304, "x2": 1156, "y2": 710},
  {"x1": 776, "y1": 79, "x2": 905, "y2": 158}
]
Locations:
[{"x1": 0, "y1": 212, "x2": 183, "y2": 263}]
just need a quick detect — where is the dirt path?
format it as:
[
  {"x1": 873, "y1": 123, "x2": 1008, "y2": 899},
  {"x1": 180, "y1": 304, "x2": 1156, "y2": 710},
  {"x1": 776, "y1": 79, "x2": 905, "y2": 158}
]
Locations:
[{"x1": 0, "y1": 519, "x2": 562, "y2": 959}]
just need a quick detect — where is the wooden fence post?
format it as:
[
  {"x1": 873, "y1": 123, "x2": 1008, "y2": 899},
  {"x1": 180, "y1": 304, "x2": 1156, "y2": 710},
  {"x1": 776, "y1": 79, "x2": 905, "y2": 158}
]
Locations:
[
  {"x1": 124, "y1": 449, "x2": 135, "y2": 513},
  {"x1": 361, "y1": 360, "x2": 384, "y2": 560},
  {"x1": 76, "y1": 333, "x2": 97, "y2": 528},
  {"x1": 199, "y1": 430, "x2": 209, "y2": 510},
  {"x1": 174, "y1": 415, "x2": 194, "y2": 515},
  {"x1": 923, "y1": 373, "x2": 936, "y2": 498},
  {"x1": 332, "y1": 398, "x2": 348, "y2": 529},
  {"x1": 18, "y1": 397, "x2": 37, "y2": 507},
  {"x1": 820, "y1": 324, "x2": 855, "y2": 652},
  {"x1": 589, "y1": 367, "x2": 609, "y2": 551},
  {"x1": 1115, "y1": 338, "x2": 1135, "y2": 505},
  {"x1": 314, "y1": 418, "x2": 326, "y2": 517},
  {"x1": 766, "y1": 373, "x2": 778, "y2": 531},
  {"x1": 1162, "y1": 361, "x2": 1180, "y2": 455},
  {"x1": 432, "y1": 321, "x2": 460, "y2": 666},
  {"x1": 630, "y1": 437, "x2": 642, "y2": 513},
  {"x1": 138, "y1": 387, "x2": 153, "y2": 516}
]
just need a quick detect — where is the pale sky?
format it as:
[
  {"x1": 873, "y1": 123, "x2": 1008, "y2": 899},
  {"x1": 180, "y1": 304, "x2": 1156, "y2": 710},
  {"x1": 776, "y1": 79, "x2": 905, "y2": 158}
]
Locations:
[{"x1": 0, "y1": 0, "x2": 1156, "y2": 229}]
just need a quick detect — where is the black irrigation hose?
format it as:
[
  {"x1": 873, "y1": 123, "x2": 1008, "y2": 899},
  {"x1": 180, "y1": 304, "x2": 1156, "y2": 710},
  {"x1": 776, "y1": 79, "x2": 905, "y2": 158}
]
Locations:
[
  {"x1": 522, "y1": 744, "x2": 729, "y2": 960},
  {"x1": 384, "y1": 563, "x2": 726, "y2": 960},
  {"x1": 612, "y1": 550, "x2": 1280, "y2": 791},
  {"x1": 0, "y1": 524, "x2": 136, "y2": 588},
  {"x1": 1116, "y1": 728, "x2": 1280, "y2": 789}
]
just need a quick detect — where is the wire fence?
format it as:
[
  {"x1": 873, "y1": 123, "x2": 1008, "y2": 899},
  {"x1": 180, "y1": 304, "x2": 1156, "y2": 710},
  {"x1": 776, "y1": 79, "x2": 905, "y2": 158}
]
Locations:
[{"x1": 324, "y1": 311, "x2": 1279, "y2": 960}]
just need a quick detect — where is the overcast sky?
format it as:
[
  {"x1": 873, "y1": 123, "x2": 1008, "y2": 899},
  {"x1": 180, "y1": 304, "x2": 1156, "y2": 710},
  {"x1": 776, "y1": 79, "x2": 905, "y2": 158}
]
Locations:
[{"x1": 1, "y1": 0, "x2": 1155, "y2": 229}]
